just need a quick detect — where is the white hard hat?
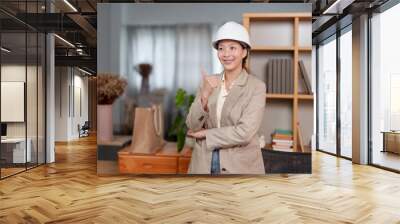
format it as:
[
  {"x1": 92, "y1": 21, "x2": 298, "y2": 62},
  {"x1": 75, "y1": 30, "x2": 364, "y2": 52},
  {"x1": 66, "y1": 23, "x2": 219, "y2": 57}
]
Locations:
[{"x1": 212, "y1": 21, "x2": 251, "y2": 50}]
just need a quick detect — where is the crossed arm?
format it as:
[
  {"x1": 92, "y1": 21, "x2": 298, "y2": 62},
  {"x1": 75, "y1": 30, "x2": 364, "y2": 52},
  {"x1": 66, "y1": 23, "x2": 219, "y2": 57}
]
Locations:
[{"x1": 186, "y1": 81, "x2": 266, "y2": 151}]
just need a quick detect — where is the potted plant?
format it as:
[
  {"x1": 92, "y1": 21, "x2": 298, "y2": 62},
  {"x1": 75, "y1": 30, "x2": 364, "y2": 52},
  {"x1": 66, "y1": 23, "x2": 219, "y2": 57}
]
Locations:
[
  {"x1": 168, "y1": 88, "x2": 195, "y2": 152},
  {"x1": 97, "y1": 73, "x2": 127, "y2": 142}
]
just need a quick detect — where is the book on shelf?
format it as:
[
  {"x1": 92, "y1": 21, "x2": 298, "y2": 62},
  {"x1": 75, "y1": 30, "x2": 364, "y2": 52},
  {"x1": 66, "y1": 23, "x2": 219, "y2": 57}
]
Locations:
[
  {"x1": 265, "y1": 63, "x2": 268, "y2": 93},
  {"x1": 275, "y1": 59, "x2": 278, "y2": 94},
  {"x1": 282, "y1": 58, "x2": 287, "y2": 94},
  {"x1": 272, "y1": 145, "x2": 293, "y2": 152},
  {"x1": 266, "y1": 61, "x2": 271, "y2": 93},
  {"x1": 271, "y1": 59, "x2": 275, "y2": 93},
  {"x1": 267, "y1": 59, "x2": 270, "y2": 93},
  {"x1": 272, "y1": 139, "x2": 293, "y2": 145},
  {"x1": 273, "y1": 129, "x2": 293, "y2": 136},
  {"x1": 284, "y1": 59, "x2": 288, "y2": 94},
  {"x1": 273, "y1": 59, "x2": 278, "y2": 93},
  {"x1": 298, "y1": 60, "x2": 312, "y2": 94},
  {"x1": 273, "y1": 135, "x2": 293, "y2": 141},
  {"x1": 267, "y1": 59, "x2": 271, "y2": 93},
  {"x1": 268, "y1": 59, "x2": 273, "y2": 93},
  {"x1": 288, "y1": 58, "x2": 293, "y2": 94},
  {"x1": 265, "y1": 58, "x2": 294, "y2": 94}
]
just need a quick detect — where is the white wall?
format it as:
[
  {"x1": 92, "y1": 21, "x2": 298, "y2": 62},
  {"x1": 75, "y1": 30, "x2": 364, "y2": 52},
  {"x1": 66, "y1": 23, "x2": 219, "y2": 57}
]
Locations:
[
  {"x1": 72, "y1": 74, "x2": 89, "y2": 138},
  {"x1": 55, "y1": 66, "x2": 68, "y2": 141},
  {"x1": 54, "y1": 67, "x2": 89, "y2": 141}
]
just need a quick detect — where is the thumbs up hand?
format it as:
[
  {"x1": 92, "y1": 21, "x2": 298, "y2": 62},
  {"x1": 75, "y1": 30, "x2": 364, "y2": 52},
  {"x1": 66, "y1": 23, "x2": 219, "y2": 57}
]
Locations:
[{"x1": 200, "y1": 67, "x2": 220, "y2": 100}]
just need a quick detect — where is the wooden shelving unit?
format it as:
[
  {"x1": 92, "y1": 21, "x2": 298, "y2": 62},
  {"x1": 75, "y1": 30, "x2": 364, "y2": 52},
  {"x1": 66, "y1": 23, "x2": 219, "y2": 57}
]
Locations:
[
  {"x1": 243, "y1": 12, "x2": 312, "y2": 20},
  {"x1": 298, "y1": 94, "x2": 314, "y2": 100},
  {"x1": 251, "y1": 46, "x2": 294, "y2": 52},
  {"x1": 265, "y1": 94, "x2": 313, "y2": 100},
  {"x1": 243, "y1": 12, "x2": 313, "y2": 152},
  {"x1": 266, "y1": 93, "x2": 294, "y2": 100},
  {"x1": 299, "y1": 47, "x2": 313, "y2": 52}
]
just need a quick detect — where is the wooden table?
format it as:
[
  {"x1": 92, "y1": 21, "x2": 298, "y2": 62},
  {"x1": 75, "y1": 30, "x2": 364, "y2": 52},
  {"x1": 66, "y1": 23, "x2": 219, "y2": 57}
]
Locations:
[{"x1": 118, "y1": 142, "x2": 192, "y2": 174}]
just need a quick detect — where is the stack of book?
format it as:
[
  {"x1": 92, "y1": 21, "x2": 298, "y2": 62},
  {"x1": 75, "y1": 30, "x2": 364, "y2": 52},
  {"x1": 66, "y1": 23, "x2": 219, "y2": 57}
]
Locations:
[{"x1": 271, "y1": 129, "x2": 293, "y2": 152}]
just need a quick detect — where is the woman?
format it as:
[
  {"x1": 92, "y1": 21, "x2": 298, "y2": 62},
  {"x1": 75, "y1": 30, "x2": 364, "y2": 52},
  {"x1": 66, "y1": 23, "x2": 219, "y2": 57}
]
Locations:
[{"x1": 186, "y1": 21, "x2": 266, "y2": 174}]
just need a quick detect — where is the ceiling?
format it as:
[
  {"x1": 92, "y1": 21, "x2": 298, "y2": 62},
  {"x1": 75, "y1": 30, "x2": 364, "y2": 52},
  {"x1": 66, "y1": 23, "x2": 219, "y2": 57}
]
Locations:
[{"x1": 0, "y1": 0, "x2": 392, "y2": 74}]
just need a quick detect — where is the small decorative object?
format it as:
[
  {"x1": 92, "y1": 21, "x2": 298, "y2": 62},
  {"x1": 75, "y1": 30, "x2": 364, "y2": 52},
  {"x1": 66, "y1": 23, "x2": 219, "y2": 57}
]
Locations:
[
  {"x1": 168, "y1": 88, "x2": 195, "y2": 152},
  {"x1": 97, "y1": 73, "x2": 127, "y2": 142},
  {"x1": 135, "y1": 63, "x2": 152, "y2": 95},
  {"x1": 135, "y1": 63, "x2": 153, "y2": 107},
  {"x1": 97, "y1": 73, "x2": 127, "y2": 105}
]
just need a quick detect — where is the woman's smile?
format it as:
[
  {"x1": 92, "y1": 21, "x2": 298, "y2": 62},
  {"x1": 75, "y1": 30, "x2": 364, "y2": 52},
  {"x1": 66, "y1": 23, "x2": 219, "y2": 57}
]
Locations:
[{"x1": 222, "y1": 59, "x2": 234, "y2": 64}]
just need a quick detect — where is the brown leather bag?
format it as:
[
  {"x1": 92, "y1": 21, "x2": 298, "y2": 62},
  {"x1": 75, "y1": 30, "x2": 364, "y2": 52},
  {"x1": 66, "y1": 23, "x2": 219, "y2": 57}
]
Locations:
[{"x1": 129, "y1": 104, "x2": 165, "y2": 154}]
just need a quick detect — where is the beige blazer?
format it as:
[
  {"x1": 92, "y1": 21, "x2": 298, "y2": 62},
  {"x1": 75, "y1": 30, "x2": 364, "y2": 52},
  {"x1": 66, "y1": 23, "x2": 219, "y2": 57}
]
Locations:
[{"x1": 186, "y1": 70, "x2": 266, "y2": 174}]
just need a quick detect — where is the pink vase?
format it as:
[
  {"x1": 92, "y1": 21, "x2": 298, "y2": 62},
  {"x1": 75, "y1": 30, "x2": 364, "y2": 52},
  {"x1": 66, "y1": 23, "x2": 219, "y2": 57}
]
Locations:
[{"x1": 97, "y1": 104, "x2": 113, "y2": 142}]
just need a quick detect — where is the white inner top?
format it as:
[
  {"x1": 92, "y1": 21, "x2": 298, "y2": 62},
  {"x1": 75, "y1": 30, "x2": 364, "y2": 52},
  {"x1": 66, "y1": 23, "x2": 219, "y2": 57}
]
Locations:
[{"x1": 216, "y1": 73, "x2": 234, "y2": 128}]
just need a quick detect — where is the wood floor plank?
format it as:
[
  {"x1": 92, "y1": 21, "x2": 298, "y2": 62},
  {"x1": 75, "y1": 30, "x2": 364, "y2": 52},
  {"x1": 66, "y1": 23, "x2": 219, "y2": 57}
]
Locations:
[{"x1": 0, "y1": 135, "x2": 399, "y2": 223}]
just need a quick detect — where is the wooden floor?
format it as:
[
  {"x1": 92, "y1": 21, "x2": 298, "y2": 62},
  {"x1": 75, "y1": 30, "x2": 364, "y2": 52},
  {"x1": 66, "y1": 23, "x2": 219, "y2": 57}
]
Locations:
[
  {"x1": 1, "y1": 164, "x2": 46, "y2": 178},
  {"x1": 1, "y1": 167, "x2": 26, "y2": 178},
  {"x1": 1, "y1": 135, "x2": 400, "y2": 223}
]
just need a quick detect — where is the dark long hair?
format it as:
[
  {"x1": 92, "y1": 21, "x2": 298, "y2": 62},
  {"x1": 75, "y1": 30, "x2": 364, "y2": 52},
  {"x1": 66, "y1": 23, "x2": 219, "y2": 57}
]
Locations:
[{"x1": 241, "y1": 44, "x2": 250, "y2": 73}]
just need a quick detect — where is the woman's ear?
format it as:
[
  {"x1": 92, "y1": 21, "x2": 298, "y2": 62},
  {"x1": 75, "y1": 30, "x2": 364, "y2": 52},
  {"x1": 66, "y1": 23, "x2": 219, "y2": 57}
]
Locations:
[{"x1": 242, "y1": 48, "x2": 248, "y2": 59}]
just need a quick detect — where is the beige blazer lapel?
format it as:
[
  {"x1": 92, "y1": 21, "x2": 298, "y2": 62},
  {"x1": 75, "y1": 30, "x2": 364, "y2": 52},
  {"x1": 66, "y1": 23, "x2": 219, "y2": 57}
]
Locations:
[
  {"x1": 207, "y1": 71, "x2": 224, "y2": 128},
  {"x1": 220, "y1": 70, "x2": 249, "y2": 126},
  {"x1": 207, "y1": 85, "x2": 220, "y2": 128}
]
